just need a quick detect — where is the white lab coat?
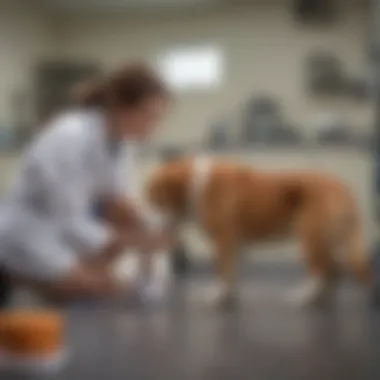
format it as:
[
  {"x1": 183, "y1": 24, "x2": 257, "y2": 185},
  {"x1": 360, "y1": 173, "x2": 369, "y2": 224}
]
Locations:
[{"x1": 0, "y1": 109, "x2": 137, "y2": 280}]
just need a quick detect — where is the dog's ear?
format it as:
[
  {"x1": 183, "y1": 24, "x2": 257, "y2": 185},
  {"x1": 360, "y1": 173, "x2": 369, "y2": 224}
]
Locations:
[{"x1": 146, "y1": 161, "x2": 190, "y2": 213}]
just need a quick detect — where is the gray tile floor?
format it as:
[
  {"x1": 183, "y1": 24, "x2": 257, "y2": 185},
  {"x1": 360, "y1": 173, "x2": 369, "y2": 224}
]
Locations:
[{"x1": 3, "y1": 265, "x2": 380, "y2": 380}]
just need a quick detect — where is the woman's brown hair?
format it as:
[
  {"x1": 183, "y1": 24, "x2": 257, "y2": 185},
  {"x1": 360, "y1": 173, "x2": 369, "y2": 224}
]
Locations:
[{"x1": 73, "y1": 63, "x2": 169, "y2": 109}]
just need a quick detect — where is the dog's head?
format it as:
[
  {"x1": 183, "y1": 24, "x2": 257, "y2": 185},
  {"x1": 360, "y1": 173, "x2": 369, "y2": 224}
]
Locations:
[{"x1": 146, "y1": 158, "x2": 192, "y2": 221}]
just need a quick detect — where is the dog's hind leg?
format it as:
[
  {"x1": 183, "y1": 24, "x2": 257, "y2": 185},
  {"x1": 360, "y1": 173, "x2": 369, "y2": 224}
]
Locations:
[
  {"x1": 290, "y1": 212, "x2": 339, "y2": 308},
  {"x1": 340, "y1": 211, "x2": 370, "y2": 284}
]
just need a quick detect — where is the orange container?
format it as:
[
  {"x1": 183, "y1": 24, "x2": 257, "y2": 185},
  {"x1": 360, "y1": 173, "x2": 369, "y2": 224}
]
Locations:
[{"x1": 0, "y1": 311, "x2": 64, "y2": 356}]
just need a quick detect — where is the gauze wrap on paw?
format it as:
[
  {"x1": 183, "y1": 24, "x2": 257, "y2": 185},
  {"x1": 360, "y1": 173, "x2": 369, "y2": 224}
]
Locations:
[
  {"x1": 111, "y1": 250, "x2": 171, "y2": 303},
  {"x1": 140, "y1": 251, "x2": 171, "y2": 303},
  {"x1": 112, "y1": 252, "x2": 140, "y2": 285},
  {"x1": 138, "y1": 205, "x2": 172, "y2": 301}
]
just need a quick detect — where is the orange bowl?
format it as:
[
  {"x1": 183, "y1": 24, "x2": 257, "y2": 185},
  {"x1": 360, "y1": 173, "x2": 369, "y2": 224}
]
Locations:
[{"x1": 0, "y1": 311, "x2": 64, "y2": 356}]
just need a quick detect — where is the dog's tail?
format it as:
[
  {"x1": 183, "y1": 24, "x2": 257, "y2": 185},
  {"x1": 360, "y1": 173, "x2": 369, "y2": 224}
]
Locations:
[
  {"x1": 319, "y1": 183, "x2": 370, "y2": 284},
  {"x1": 327, "y1": 187, "x2": 371, "y2": 284}
]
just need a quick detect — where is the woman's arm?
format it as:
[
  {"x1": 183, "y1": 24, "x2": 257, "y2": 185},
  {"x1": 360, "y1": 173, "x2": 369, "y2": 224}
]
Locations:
[
  {"x1": 99, "y1": 195, "x2": 142, "y2": 230},
  {"x1": 100, "y1": 142, "x2": 175, "y2": 249}
]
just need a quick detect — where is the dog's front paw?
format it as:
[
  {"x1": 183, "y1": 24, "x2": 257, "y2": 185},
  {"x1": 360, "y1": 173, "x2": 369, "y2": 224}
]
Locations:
[
  {"x1": 204, "y1": 283, "x2": 238, "y2": 311},
  {"x1": 288, "y1": 286, "x2": 319, "y2": 308},
  {"x1": 288, "y1": 278, "x2": 333, "y2": 309}
]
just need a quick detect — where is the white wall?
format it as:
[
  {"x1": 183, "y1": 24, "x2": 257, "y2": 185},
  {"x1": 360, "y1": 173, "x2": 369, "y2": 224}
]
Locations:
[
  {"x1": 0, "y1": 1, "x2": 371, "y2": 140},
  {"x1": 0, "y1": 1, "x2": 370, "y2": 142},
  {"x1": 0, "y1": 0, "x2": 53, "y2": 126},
  {"x1": 54, "y1": 1, "x2": 371, "y2": 144}
]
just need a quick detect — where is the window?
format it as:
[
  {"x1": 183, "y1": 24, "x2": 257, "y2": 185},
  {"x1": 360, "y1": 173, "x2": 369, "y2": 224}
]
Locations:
[{"x1": 157, "y1": 46, "x2": 223, "y2": 92}]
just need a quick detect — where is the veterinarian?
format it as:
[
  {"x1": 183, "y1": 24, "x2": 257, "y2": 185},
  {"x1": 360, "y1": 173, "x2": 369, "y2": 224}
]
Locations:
[{"x1": 0, "y1": 63, "x2": 171, "y2": 306}]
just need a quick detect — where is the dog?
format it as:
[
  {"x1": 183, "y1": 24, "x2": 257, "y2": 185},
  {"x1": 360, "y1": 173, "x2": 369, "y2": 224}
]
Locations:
[{"x1": 145, "y1": 156, "x2": 370, "y2": 308}]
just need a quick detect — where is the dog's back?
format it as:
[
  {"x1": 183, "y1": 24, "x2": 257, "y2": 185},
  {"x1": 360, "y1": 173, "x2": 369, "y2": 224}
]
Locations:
[
  {"x1": 238, "y1": 168, "x2": 369, "y2": 283},
  {"x1": 202, "y1": 165, "x2": 326, "y2": 240}
]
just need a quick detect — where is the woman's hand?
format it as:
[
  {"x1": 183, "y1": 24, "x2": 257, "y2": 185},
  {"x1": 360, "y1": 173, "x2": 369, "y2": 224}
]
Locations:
[
  {"x1": 140, "y1": 229, "x2": 176, "y2": 252},
  {"x1": 53, "y1": 265, "x2": 126, "y2": 300},
  {"x1": 101, "y1": 194, "x2": 178, "y2": 256},
  {"x1": 101, "y1": 195, "x2": 142, "y2": 230}
]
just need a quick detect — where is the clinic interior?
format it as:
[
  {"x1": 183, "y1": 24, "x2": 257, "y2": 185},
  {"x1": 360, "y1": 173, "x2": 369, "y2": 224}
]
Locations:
[{"x1": 0, "y1": 0, "x2": 378, "y2": 379}]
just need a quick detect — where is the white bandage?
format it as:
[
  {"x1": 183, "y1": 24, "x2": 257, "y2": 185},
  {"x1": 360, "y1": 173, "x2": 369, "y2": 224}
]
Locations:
[
  {"x1": 138, "y1": 251, "x2": 171, "y2": 303},
  {"x1": 111, "y1": 249, "x2": 171, "y2": 303},
  {"x1": 289, "y1": 275, "x2": 330, "y2": 306},
  {"x1": 111, "y1": 251, "x2": 140, "y2": 285},
  {"x1": 137, "y1": 202, "x2": 171, "y2": 232}
]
